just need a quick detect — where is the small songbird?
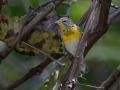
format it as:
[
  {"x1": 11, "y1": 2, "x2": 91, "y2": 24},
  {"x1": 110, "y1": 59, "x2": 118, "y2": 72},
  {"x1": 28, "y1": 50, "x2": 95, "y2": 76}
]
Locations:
[{"x1": 55, "y1": 17, "x2": 88, "y2": 75}]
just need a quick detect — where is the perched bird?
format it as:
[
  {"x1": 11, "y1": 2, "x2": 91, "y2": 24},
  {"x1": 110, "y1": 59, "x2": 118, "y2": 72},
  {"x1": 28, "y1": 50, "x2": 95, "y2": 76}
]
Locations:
[{"x1": 55, "y1": 17, "x2": 88, "y2": 75}]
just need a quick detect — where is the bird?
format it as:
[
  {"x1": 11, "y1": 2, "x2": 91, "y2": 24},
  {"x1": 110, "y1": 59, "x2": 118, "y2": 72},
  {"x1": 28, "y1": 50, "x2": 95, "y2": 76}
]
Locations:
[{"x1": 55, "y1": 17, "x2": 88, "y2": 75}]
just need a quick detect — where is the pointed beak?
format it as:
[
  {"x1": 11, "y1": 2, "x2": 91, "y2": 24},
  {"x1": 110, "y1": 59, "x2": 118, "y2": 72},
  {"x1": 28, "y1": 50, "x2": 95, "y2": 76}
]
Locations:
[{"x1": 55, "y1": 20, "x2": 59, "y2": 24}]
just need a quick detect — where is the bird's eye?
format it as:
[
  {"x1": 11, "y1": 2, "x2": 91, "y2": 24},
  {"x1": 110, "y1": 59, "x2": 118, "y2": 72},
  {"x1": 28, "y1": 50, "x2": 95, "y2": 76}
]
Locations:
[{"x1": 62, "y1": 20, "x2": 66, "y2": 22}]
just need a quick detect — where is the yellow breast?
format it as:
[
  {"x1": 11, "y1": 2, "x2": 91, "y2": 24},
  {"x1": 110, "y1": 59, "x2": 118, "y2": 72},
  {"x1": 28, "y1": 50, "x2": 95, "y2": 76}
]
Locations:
[{"x1": 61, "y1": 25, "x2": 81, "y2": 43}]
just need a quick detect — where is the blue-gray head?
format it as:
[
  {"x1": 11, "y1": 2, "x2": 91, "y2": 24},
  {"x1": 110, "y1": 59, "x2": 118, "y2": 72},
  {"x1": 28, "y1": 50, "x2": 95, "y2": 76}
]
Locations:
[{"x1": 55, "y1": 17, "x2": 74, "y2": 28}]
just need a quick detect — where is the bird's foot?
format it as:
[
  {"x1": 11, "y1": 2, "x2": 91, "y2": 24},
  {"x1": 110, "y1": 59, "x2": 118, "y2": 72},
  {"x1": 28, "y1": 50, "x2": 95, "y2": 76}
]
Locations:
[{"x1": 77, "y1": 74, "x2": 86, "y2": 80}]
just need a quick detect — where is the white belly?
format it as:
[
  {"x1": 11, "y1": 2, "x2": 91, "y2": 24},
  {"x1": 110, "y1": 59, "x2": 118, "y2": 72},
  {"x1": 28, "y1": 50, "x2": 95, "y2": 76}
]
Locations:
[{"x1": 64, "y1": 38, "x2": 80, "y2": 55}]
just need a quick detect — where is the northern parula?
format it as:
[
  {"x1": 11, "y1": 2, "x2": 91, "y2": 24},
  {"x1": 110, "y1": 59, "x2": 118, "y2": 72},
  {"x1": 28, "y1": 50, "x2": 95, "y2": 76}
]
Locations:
[{"x1": 55, "y1": 17, "x2": 88, "y2": 75}]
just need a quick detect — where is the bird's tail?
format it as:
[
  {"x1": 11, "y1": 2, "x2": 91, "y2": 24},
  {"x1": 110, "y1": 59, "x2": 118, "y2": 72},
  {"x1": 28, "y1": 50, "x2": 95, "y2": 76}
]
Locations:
[
  {"x1": 79, "y1": 58, "x2": 88, "y2": 75},
  {"x1": 67, "y1": 53, "x2": 88, "y2": 75}
]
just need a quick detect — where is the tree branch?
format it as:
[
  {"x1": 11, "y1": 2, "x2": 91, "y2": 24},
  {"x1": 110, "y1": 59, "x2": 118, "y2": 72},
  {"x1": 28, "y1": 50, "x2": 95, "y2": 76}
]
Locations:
[
  {"x1": 4, "y1": 53, "x2": 63, "y2": 90},
  {"x1": 84, "y1": 0, "x2": 112, "y2": 56},
  {"x1": 0, "y1": 0, "x2": 3, "y2": 13},
  {"x1": 0, "y1": 0, "x2": 64, "y2": 63},
  {"x1": 76, "y1": 6, "x2": 92, "y2": 26},
  {"x1": 97, "y1": 65, "x2": 120, "y2": 90},
  {"x1": 113, "y1": 80, "x2": 120, "y2": 90},
  {"x1": 22, "y1": 41, "x2": 65, "y2": 66},
  {"x1": 111, "y1": 3, "x2": 119, "y2": 9},
  {"x1": 59, "y1": 0, "x2": 100, "y2": 89},
  {"x1": 108, "y1": 8, "x2": 120, "y2": 24},
  {"x1": 1, "y1": 0, "x2": 120, "y2": 90}
]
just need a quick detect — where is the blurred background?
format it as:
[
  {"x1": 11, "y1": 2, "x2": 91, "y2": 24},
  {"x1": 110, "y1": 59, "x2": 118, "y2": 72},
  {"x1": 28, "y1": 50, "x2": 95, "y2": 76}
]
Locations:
[{"x1": 0, "y1": 0, "x2": 120, "y2": 90}]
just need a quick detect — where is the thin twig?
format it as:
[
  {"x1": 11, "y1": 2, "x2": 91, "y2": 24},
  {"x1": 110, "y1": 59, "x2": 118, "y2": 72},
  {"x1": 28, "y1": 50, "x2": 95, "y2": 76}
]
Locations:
[
  {"x1": 66, "y1": 0, "x2": 78, "y2": 16},
  {"x1": 16, "y1": 7, "x2": 34, "y2": 49},
  {"x1": 60, "y1": 0, "x2": 78, "y2": 17},
  {"x1": 0, "y1": 3, "x2": 54, "y2": 61},
  {"x1": 17, "y1": 0, "x2": 59, "y2": 48},
  {"x1": 111, "y1": 3, "x2": 119, "y2": 9},
  {"x1": 27, "y1": 0, "x2": 59, "y2": 18},
  {"x1": 0, "y1": 0, "x2": 64, "y2": 63},
  {"x1": 77, "y1": 83, "x2": 104, "y2": 89},
  {"x1": 22, "y1": 41, "x2": 65, "y2": 67}
]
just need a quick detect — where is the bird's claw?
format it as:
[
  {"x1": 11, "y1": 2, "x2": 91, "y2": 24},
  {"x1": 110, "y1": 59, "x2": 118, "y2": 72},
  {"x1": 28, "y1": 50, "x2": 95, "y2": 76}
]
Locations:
[{"x1": 78, "y1": 74, "x2": 86, "y2": 80}]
